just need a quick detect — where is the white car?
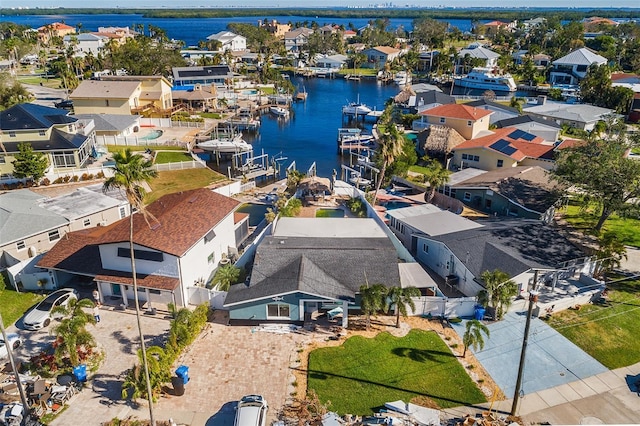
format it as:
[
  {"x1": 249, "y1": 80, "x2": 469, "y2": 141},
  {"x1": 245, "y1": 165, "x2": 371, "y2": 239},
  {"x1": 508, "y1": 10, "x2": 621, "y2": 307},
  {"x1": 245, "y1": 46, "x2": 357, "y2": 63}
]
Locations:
[
  {"x1": 234, "y1": 395, "x2": 268, "y2": 426},
  {"x1": 0, "y1": 333, "x2": 22, "y2": 359},
  {"x1": 23, "y1": 288, "x2": 78, "y2": 331}
]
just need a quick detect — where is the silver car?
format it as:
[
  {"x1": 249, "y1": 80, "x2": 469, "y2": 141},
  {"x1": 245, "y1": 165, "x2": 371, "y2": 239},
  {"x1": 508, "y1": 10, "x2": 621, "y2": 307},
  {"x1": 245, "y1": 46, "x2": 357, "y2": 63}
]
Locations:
[
  {"x1": 23, "y1": 288, "x2": 78, "y2": 330},
  {"x1": 234, "y1": 395, "x2": 268, "y2": 426},
  {"x1": 0, "y1": 333, "x2": 21, "y2": 359}
]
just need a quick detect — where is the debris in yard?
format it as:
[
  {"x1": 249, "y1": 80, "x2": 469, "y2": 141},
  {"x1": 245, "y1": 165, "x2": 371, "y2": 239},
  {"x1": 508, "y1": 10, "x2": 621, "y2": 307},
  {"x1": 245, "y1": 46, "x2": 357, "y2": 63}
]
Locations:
[{"x1": 251, "y1": 324, "x2": 301, "y2": 334}]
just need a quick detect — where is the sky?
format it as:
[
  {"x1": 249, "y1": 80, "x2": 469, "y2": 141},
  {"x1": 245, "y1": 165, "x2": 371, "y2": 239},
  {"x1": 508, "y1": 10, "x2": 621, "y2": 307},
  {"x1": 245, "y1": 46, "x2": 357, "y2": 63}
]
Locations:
[{"x1": 2, "y1": 1, "x2": 640, "y2": 9}]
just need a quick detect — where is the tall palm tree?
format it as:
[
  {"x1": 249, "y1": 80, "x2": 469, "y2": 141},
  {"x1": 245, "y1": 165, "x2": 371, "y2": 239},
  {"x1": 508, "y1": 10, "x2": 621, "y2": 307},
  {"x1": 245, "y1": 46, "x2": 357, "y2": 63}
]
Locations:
[
  {"x1": 359, "y1": 283, "x2": 387, "y2": 330},
  {"x1": 386, "y1": 286, "x2": 421, "y2": 328},
  {"x1": 371, "y1": 105, "x2": 404, "y2": 206},
  {"x1": 103, "y1": 148, "x2": 157, "y2": 426},
  {"x1": 462, "y1": 319, "x2": 490, "y2": 357},
  {"x1": 480, "y1": 269, "x2": 518, "y2": 320},
  {"x1": 422, "y1": 158, "x2": 451, "y2": 203}
]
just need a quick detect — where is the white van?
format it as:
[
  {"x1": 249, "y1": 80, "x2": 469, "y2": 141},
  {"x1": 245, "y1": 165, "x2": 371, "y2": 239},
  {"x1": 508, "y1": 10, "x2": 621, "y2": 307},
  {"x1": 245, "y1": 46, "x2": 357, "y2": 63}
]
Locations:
[{"x1": 234, "y1": 395, "x2": 268, "y2": 426}]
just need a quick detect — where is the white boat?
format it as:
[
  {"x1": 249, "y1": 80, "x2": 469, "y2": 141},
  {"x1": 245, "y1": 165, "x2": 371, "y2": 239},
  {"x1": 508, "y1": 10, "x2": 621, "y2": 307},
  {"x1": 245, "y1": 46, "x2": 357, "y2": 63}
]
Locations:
[
  {"x1": 270, "y1": 106, "x2": 290, "y2": 117},
  {"x1": 197, "y1": 135, "x2": 252, "y2": 153},
  {"x1": 348, "y1": 172, "x2": 372, "y2": 187},
  {"x1": 393, "y1": 71, "x2": 412, "y2": 86},
  {"x1": 338, "y1": 128, "x2": 374, "y2": 145},
  {"x1": 342, "y1": 95, "x2": 372, "y2": 116},
  {"x1": 453, "y1": 67, "x2": 517, "y2": 92}
]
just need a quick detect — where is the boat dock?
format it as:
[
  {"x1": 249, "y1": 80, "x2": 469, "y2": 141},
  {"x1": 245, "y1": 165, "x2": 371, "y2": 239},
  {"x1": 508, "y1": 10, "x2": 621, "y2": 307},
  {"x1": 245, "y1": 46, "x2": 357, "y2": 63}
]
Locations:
[{"x1": 342, "y1": 109, "x2": 383, "y2": 122}]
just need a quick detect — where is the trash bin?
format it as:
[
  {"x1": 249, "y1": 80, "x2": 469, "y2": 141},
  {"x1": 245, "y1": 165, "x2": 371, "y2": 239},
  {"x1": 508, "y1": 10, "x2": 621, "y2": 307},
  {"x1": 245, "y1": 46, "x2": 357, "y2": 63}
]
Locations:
[
  {"x1": 474, "y1": 307, "x2": 486, "y2": 321},
  {"x1": 73, "y1": 364, "x2": 87, "y2": 382},
  {"x1": 175, "y1": 365, "x2": 189, "y2": 385},
  {"x1": 171, "y1": 375, "x2": 185, "y2": 396}
]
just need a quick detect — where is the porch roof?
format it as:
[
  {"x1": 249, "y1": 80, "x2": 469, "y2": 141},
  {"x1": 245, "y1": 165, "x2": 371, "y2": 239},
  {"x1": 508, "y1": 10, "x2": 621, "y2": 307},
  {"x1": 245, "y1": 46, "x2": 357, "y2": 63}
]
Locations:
[{"x1": 94, "y1": 271, "x2": 179, "y2": 291}]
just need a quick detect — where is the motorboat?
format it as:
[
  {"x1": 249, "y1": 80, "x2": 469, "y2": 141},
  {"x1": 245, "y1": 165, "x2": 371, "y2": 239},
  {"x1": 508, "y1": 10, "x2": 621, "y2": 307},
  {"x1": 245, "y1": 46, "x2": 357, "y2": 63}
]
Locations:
[
  {"x1": 393, "y1": 70, "x2": 412, "y2": 86},
  {"x1": 348, "y1": 172, "x2": 372, "y2": 187},
  {"x1": 337, "y1": 128, "x2": 374, "y2": 145},
  {"x1": 270, "y1": 106, "x2": 290, "y2": 118},
  {"x1": 453, "y1": 67, "x2": 517, "y2": 92},
  {"x1": 197, "y1": 134, "x2": 252, "y2": 153},
  {"x1": 342, "y1": 95, "x2": 372, "y2": 116}
]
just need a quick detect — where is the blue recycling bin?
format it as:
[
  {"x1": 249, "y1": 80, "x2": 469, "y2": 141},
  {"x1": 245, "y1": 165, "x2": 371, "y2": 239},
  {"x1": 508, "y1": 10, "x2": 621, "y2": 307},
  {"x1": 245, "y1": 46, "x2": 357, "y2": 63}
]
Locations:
[
  {"x1": 175, "y1": 365, "x2": 189, "y2": 385},
  {"x1": 474, "y1": 307, "x2": 486, "y2": 321},
  {"x1": 73, "y1": 364, "x2": 87, "y2": 382}
]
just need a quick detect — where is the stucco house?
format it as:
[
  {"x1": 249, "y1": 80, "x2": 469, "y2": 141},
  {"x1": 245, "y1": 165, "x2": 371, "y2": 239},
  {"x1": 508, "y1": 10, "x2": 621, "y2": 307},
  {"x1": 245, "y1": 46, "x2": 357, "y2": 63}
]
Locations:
[
  {"x1": 172, "y1": 65, "x2": 234, "y2": 88},
  {"x1": 464, "y1": 99, "x2": 521, "y2": 125},
  {"x1": 449, "y1": 127, "x2": 555, "y2": 171},
  {"x1": 523, "y1": 101, "x2": 616, "y2": 131},
  {"x1": 314, "y1": 54, "x2": 348, "y2": 70},
  {"x1": 549, "y1": 48, "x2": 607, "y2": 86},
  {"x1": 417, "y1": 104, "x2": 493, "y2": 140},
  {"x1": 73, "y1": 114, "x2": 141, "y2": 140},
  {"x1": 361, "y1": 46, "x2": 401, "y2": 69},
  {"x1": 38, "y1": 188, "x2": 244, "y2": 309},
  {"x1": 37, "y1": 22, "x2": 75, "y2": 44},
  {"x1": 63, "y1": 33, "x2": 109, "y2": 58},
  {"x1": 206, "y1": 31, "x2": 247, "y2": 51},
  {"x1": 455, "y1": 44, "x2": 500, "y2": 74},
  {"x1": 284, "y1": 28, "x2": 314, "y2": 53},
  {"x1": 224, "y1": 217, "x2": 403, "y2": 326},
  {"x1": 0, "y1": 103, "x2": 96, "y2": 176},
  {"x1": 259, "y1": 19, "x2": 291, "y2": 39}
]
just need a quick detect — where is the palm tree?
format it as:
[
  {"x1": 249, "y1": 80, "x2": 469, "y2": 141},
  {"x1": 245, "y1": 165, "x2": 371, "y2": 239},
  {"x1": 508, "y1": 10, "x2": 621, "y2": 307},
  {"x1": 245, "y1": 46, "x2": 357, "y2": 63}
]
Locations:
[
  {"x1": 371, "y1": 105, "x2": 404, "y2": 206},
  {"x1": 480, "y1": 269, "x2": 518, "y2": 320},
  {"x1": 51, "y1": 297, "x2": 97, "y2": 366},
  {"x1": 359, "y1": 283, "x2": 387, "y2": 330},
  {"x1": 103, "y1": 148, "x2": 157, "y2": 426},
  {"x1": 212, "y1": 264, "x2": 241, "y2": 291},
  {"x1": 462, "y1": 319, "x2": 490, "y2": 357},
  {"x1": 386, "y1": 286, "x2": 421, "y2": 328},
  {"x1": 422, "y1": 158, "x2": 451, "y2": 203}
]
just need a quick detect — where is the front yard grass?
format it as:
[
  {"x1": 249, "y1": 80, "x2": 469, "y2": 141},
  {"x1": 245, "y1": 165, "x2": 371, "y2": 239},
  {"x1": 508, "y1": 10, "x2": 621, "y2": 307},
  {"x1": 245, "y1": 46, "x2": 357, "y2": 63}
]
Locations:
[
  {"x1": 154, "y1": 151, "x2": 193, "y2": 164},
  {"x1": 544, "y1": 276, "x2": 640, "y2": 369},
  {"x1": 106, "y1": 144, "x2": 185, "y2": 153},
  {"x1": 307, "y1": 329, "x2": 486, "y2": 415},
  {"x1": 0, "y1": 288, "x2": 44, "y2": 327},
  {"x1": 146, "y1": 168, "x2": 227, "y2": 203},
  {"x1": 561, "y1": 203, "x2": 640, "y2": 248}
]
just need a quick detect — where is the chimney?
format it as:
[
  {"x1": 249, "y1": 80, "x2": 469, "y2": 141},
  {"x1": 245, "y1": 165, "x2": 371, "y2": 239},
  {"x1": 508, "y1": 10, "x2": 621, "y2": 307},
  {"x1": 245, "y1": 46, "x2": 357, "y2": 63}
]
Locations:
[{"x1": 537, "y1": 95, "x2": 547, "y2": 105}]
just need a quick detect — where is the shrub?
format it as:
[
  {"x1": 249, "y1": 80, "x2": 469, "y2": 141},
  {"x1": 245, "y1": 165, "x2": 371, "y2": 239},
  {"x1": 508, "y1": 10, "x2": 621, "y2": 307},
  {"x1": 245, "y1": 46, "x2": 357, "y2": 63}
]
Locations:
[
  {"x1": 95, "y1": 171, "x2": 105, "y2": 179},
  {"x1": 71, "y1": 175, "x2": 79, "y2": 182},
  {"x1": 81, "y1": 173, "x2": 89, "y2": 181},
  {"x1": 62, "y1": 175, "x2": 71, "y2": 183},
  {"x1": 41, "y1": 177, "x2": 51, "y2": 186}
]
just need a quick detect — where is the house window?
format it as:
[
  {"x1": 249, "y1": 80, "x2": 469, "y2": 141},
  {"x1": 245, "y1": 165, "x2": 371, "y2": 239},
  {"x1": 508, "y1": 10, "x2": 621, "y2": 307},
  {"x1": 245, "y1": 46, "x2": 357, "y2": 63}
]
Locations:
[
  {"x1": 105, "y1": 99, "x2": 110, "y2": 107},
  {"x1": 149, "y1": 289, "x2": 161, "y2": 295},
  {"x1": 208, "y1": 252, "x2": 215, "y2": 264},
  {"x1": 204, "y1": 229, "x2": 216, "y2": 243},
  {"x1": 267, "y1": 304, "x2": 290, "y2": 319},
  {"x1": 8, "y1": 132, "x2": 16, "y2": 138},
  {"x1": 467, "y1": 120, "x2": 472, "y2": 126},
  {"x1": 463, "y1": 192, "x2": 471, "y2": 201},
  {"x1": 16, "y1": 241, "x2": 26, "y2": 251},
  {"x1": 48, "y1": 230, "x2": 60, "y2": 242},
  {"x1": 119, "y1": 206, "x2": 126, "y2": 218},
  {"x1": 423, "y1": 244, "x2": 429, "y2": 253},
  {"x1": 461, "y1": 153, "x2": 468, "y2": 160},
  {"x1": 497, "y1": 159, "x2": 503, "y2": 167},
  {"x1": 83, "y1": 218, "x2": 91, "y2": 227},
  {"x1": 439, "y1": 117, "x2": 446, "y2": 124},
  {"x1": 117, "y1": 247, "x2": 164, "y2": 262},
  {"x1": 485, "y1": 199, "x2": 492, "y2": 208},
  {"x1": 0, "y1": 156, "x2": 5, "y2": 164},
  {"x1": 473, "y1": 155, "x2": 480, "y2": 162},
  {"x1": 39, "y1": 130, "x2": 46, "y2": 136}
]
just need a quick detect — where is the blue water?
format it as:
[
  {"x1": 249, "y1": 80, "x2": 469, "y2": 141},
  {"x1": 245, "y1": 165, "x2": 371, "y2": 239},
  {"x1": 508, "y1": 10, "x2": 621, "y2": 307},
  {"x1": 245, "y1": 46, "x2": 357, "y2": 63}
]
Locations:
[{"x1": 236, "y1": 203, "x2": 270, "y2": 226}]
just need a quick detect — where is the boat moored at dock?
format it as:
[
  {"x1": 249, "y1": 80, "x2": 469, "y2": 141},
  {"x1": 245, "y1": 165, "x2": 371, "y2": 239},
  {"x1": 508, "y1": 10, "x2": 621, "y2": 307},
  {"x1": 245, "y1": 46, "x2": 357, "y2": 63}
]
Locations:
[{"x1": 453, "y1": 67, "x2": 517, "y2": 92}]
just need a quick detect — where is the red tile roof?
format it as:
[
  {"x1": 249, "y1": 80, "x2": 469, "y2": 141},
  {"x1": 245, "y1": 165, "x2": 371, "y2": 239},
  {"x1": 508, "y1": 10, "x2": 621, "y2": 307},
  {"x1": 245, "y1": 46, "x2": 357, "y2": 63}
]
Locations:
[
  {"x1": 454, "y1": 127, "x2": 554, "y2": 161},
  {"x1": 555, "y1": 139, "x2": 587, "y2": 150},
  {"x1": 420, "y1": 104, "x2": 493, "y2": 121}
]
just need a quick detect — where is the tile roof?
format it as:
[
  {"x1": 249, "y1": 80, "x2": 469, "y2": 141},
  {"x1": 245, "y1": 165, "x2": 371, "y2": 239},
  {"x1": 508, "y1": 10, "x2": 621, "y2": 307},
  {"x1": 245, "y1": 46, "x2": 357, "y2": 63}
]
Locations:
[
  {"x1": 420, "y1": 104, "x2": 493, "y2": 121},
  {"x1": 0, "y1": 103, "x2": 76, "y2": 131},
  {"x1": 453, "y1": 127, "x2": 554, "y2": 161},
  {"x1": 70, "y1": 80, "x2": 141, "y2": 99}
]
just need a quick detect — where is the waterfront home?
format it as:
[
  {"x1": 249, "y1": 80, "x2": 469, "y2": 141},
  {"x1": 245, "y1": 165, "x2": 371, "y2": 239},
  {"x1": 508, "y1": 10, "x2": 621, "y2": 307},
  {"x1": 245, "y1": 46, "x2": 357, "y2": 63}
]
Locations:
[
  {"x1": 206, "y1": 31, "x2": 247, "y2": 52},
  {"x1": 258, "y1": 19, "x2": 291, "y2": 39},
  {"x1": 417, "y1": 104, "x2": 492, "y2": 140},
  {"x1": 1, "y1": 186, "x2": 127, "y2": 288},
  {"x1": 172, "y1": 65, "x2": 234, "y2": 88},
  {"x1": 73, "y1": 114, "x2": 141, "y2": 140},
  {"x1": 100, "y1": 75, "x2": 174, "y2": 115},
  {"x1": 454, "y1": 44, "x2": 500, "y2": 74},
  {"x1": 415, "y1": 125, "x2": 466, "y2": 158},
  {"x1": 37, "y1": 22, "x2": 75, "y2": 44},
  {"x1": 224, "y1": 218, "x2": 402, "y2": 326},
  {"x1": 549, "y1": 48, "x2": 607, "y2": 86},
  {"x1": 522, "y1": 17, "x2": 546, "y2": 30},
  {"x1": 512, "y1": 51, "x2": 551, "y2": 68},
  {"x1": 284, "y1": 27, "x2": 314, "y2": 53},
  {"x1": 449, "y1": 127, "x2": 555, "y2": 171},
  {"x1": 172, "y1": 84, "x2": 218, "y2": 112},
  {"x1": 481, "y1": 20, "x2": 516, "y2": 35},
  {"x1": 442, "y1": 166, "x2": 563, "y2": 222},
  {"x1": 494, "y1": 115, "x2": 562, "y2": 143},
  {"x1": 38, "y1": 188, "x2": 244, "y2": 309},
  {"x1": 0, "y1": 103, "x2": 96, "y2": 176},
  {"x1": 314, "y1": 54, "x2": 348, "y2": 70},
  {"x1": 523, "y1": 101, "x2": 616, "y2": 131},
  {"x1": 398, "y1": 89, "x2": 455, "y2": 115},
  {"x1": 361, "y1": 46, "x2": 401, "y2": 69},
  {"x1": 63, "y1": 33, "x2": 109, "y2": 58},
  {"x1": 464, "y1": 99, "x2": 521, "y2": 125}
]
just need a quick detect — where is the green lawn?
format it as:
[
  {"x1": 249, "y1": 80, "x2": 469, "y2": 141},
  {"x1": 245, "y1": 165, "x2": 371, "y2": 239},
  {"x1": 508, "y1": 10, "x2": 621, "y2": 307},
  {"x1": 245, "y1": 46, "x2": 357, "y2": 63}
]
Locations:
[
  {"x1": 545, "y1": 276, "x2": 640, "y2": 369},
  {"x1": 154, "y1": 151, "x2": 194, "y2": 164},
  {"x1": 0, "y1": 288, "x2": 44, "y2": 327},
  {"x1": 106, "y1": 144, "x2": 185, "y2": 153},
  {"x1": 17, "y1": 74, "x2": 63, "y2": 89},
  {"x1": 146, "y1": 168, "x2": 227, "y2": 203},
  {"x1": 307, "y1": 329, "x2": 486, "y2": 415},
  {"x1": 562, "y1": 203, "x2": 640, "y2": 248}
]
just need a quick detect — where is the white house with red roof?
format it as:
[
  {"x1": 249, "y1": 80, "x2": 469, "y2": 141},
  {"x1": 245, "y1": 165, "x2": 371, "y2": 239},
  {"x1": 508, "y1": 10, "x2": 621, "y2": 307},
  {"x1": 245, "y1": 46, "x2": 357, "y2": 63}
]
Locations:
[
  {"x1": 38, "y1": 188, "x2": 244, "y2": 309},
  {"x1": 417, "y1": 104, "x2": 493, "y2": 140}
]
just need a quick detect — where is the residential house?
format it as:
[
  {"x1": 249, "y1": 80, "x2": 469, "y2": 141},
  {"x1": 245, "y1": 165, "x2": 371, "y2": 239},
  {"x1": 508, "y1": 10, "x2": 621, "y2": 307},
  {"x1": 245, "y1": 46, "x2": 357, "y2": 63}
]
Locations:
[
  {"x1": 63, "y1": 33, "x2": 109, "y2": 58},
  {"x1": 418, "y1": 50, "x2": 440, "y2": 72},
  {"x1": 315, "y1": 54, "x2": 348, "y2": 70},
  {"x1": 417, "y1": 104, "x2": 493, "y2": 140},
  {"x1": 0, "y1": 186, "x2": 127, "y2": 276},
  {"x1": 73, "y1": 114, "x2": 141, "y2": 140},
  {"x1": 258, "y1": 19, "x2": 291, "y2": 39},
  {"x1": 512, "y1": 51, "x2": 551, "y2": 68},
  {"x1": 455, "y1": 44, "x2": 500, "y2": 74},
  {"x1": 482, "y1": 20, "x2": 515, "y2": 35},
  {"x1": 318, "y1": 25, "x2": 339, "y2": 36},
  {"x1": 0, "y1": 103, "x2": 96, "y2": 175},
  {"x1": 38, "y1": 188, "x2": 244, "y2": 309},
  {"x1": 415, "y1": 219, "x2": 586, "y2": 297},
  {"x1": 464, "y1": 99, "x2": 521, "y2": 124},
  {"x1": 522, "y1": 17, "x2": 546, "y2": 30},
  {"x1": 494, "y1": 115, "x2": 562, "y2": 142},
  {"x1": 416, "y1": 125, "x2": 466, "y2": 158},
  {"x1": 0, "y1": 59, "x2": 17, "y2": 75},
  {"x1": 97, "y1": 26, "x2": 137, "y2": 43},
  {"x1": 582, "y1": 16, "x2": 619, "y2": 32},
  {"x1": 611, "y1": 73, "x2": 640, "y2": 122},
  {"x1": 342, "y1": 30, "x2": 357, "y2": 41},
  {"x1": 284, "y1": 28, "x2": 314, "y2": 53},
  {"x1": 37, "y1": 22, "x2": 75, "y2": 44},
  {"x1": 407, "y1": 90, "x2": 455, "y2": 115},
  {"x1": 224, "y1": 217, "x2": 402, "y2": 326},
  {"x1": 102, "y1": 75, "x2": 174, "y2": 115},
  {"x1": 449, "y1": 127, "x2": 555, "y2": 171},
  {"x1": 172, "y1": 84, "x2": 218, "y2": 112},
  {"x1": 361, "y1": 46, "x2": 401, "y2": 69},
  {"x1": 206, "y1": 31, "x2": 247, "y2": 51},
  {"x1": 549, "y1": 48, "x2": 607, "y2": 86},
  {"x1": 524, "y1": 101, "x2": 615, "y2": 131},
  {"x1": 442, "y1": 166, "x2": 563, "y2": 222},
  {"x1": 172, "y1": 65, "x2": 234, "y2": 88}
]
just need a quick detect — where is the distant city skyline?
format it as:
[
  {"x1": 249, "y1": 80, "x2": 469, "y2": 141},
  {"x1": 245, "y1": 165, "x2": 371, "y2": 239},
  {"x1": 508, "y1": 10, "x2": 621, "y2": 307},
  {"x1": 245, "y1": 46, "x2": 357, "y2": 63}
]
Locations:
[{"x1": 3, "y1": 0, "x2": 640, "y2": 9}]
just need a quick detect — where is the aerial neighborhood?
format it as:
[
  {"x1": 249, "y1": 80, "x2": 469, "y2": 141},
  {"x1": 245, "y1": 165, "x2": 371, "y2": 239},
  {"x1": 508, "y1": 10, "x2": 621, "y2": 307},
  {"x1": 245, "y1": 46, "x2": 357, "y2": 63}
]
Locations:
[{"x1": 0, "y1": 7, "x2": 639, "y2": 426}]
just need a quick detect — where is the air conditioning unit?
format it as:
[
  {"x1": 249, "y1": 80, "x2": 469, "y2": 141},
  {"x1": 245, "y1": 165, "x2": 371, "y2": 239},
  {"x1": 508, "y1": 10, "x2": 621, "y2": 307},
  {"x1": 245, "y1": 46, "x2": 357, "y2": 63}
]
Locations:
[{"x1": 97, "y1": 221, "x2": 108, "y2": 227}]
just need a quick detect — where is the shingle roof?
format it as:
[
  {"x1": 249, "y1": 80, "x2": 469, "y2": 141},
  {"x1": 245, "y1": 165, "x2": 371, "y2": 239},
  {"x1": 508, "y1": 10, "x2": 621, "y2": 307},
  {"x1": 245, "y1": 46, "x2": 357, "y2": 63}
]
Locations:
[
  {"x1": 495, "y1": 114, "x2": 562, "y2": 130},
  {"x1": 70, "y1": 80, "x2": 140, "y2": 99},
  {"x1": 465, "y1": 99, "x2": 521, "y2": 115},
  {"x1": 552, "y1": 48, "x2": 607, "y2": 66},
  {"x1": 2, "y1": 128, "x2": 91, "y2": 154},
  {"x1": 420, "y1": 104, "x2": 493, "y2": 121},
  {"x1": 74, "y1": 114, "x2": 139, "y2": 132},
  {"x1": 430, "y1": 219, "x2": 585, "y2": 280},
  {"x1": 453, "y1": 127, "x2": 554, "y2": 161},
  {"x1": 0, "y1": 189, "x2": 67, "y2": 245},
  {"x1": 0, "y1": 103, "x2": 76, "y2": 131},
  {"x1": 415, "y1": 91, "x2": 456, "y2": 107}
]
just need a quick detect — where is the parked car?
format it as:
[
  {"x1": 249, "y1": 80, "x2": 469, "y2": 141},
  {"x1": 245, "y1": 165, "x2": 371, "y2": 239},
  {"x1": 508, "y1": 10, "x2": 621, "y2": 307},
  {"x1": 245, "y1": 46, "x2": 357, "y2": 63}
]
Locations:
[
  {"x1": 0, "y1": 333, "x2": 22, "y2": 359},
  {"x1": 234, "y1": 395, "x2": 268, "y2": 426},
  {"x1": 54, "y1": 99, "x2": 74, "y2": 110},
  {"x1": 23, "y1": 288, "x2": 78, "y2": 331}
]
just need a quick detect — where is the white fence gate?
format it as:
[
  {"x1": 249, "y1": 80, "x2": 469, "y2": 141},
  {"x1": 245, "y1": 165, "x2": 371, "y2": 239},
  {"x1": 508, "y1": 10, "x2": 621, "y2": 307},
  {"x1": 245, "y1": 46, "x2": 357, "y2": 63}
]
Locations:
[
  {"x1": 407, "y1": 296, "x2": 477, "y2": 318},
  {"x1": 188, "y1": 286, "x2": 227, "y2": 309}
]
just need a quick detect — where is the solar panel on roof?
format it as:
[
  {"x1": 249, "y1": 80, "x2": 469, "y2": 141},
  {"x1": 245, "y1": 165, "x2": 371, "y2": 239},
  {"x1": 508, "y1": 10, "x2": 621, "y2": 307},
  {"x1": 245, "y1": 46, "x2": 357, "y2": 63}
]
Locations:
[
  {"x1": 490, "y1": 139, "x2": 510, "y2": 152},
  {"x1": 508, "y1": 129, "x2": 525, "y2": 139},
  {"x1": 521, "y1": 132, "x2": 536, "y2": 141},
  {"x1": 501, "y1": 145, "x2": 518, "y2": 155}
]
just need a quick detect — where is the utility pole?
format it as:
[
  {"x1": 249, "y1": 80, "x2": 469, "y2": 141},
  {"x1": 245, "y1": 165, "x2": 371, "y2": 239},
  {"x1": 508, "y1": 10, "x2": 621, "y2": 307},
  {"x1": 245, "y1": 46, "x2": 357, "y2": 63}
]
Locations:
[
  {"x1": 0, "y1": 312, "x2": 30, "y2": 418},
  {"x1": 511, "y1": 270, "x2": 539, "y2": 416}
]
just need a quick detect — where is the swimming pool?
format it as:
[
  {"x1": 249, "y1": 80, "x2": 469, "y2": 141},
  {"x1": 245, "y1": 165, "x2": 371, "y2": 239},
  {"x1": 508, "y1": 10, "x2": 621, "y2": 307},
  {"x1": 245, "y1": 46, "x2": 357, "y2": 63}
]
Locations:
[
  {"x1": 382, "y1": 200, "x2": 414, "y2": 210},
  {"x1": 140, "y1": 130, "x2": 164, "y2": 140},
  {"x1": 316, "y1": 208, "x2": 345, "y2": 218},
  {"x1": 239, "y1": 89, "x2": 258, "y2": 96},
  {"x1": 236, "y1": 203, "x2": 270, "y2": 227}
]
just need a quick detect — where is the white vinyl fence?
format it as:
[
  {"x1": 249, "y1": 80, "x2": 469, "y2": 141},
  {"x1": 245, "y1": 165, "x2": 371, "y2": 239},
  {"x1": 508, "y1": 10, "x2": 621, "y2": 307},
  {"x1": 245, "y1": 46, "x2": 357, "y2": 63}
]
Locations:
[
  {"x1": 152, "y1": 160, "x2": 207, "y2": 172},
  {"x1": 188, "y1": 286, "x2": 227, "y2": 309},
  {"x1": 406, "y1": 296, "x2": 477, "y2": 319}
]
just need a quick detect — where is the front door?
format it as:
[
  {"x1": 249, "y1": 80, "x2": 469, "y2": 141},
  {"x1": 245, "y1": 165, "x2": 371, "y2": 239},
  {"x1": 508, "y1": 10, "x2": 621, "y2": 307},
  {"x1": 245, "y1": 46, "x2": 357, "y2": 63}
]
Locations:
[{"x1": 111, "y1": 283, "x2": 122, "y2": 296}]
